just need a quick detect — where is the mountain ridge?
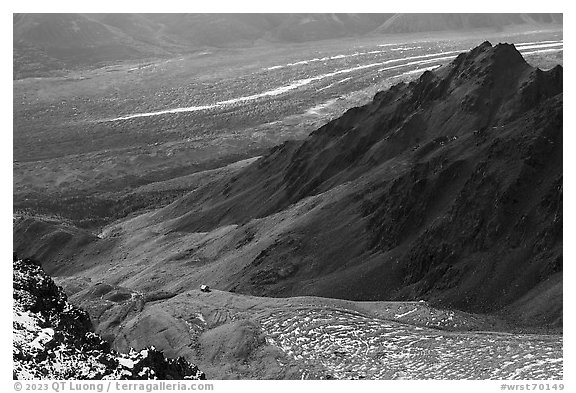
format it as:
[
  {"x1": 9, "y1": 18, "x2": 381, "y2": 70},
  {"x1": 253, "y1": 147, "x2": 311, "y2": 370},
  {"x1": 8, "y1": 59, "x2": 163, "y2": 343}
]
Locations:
[{"x1": 13, "y1": 42, "x2": 562, "y2": 328}]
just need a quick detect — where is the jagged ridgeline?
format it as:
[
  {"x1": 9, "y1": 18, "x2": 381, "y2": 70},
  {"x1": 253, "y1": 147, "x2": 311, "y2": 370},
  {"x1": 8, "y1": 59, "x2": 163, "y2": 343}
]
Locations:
[
  {"x1": 13, "y1": 253, "x2": 206, "y2": 380},
  {"x1": 14, "y1": 40, "x2": 562, "y2": 335}
]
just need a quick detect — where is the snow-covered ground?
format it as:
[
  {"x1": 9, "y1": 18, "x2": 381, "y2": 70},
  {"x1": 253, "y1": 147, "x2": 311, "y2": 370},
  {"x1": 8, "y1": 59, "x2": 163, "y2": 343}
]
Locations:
[{"x1": 13, "y1": 257, "x2": 205, "y2": 380}]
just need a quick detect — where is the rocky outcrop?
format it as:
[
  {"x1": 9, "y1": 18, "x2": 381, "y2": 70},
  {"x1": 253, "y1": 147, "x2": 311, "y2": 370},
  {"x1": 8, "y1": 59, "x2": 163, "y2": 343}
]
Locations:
[{"x1": 13, "y1": 254, "x2": 205, "y2": 380}]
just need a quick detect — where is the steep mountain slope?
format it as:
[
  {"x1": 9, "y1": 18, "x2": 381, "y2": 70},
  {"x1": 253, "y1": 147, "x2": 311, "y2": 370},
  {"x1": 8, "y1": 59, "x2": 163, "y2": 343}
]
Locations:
[
  {"x1": 13, "y1": 254, "x2": 205, "y2": 380},
  {"x1": 13, "y1": 13, "x2": 562, "y2": 78},
  {"x1": 134, "y1": 42, "x2": 562, "y2": 312},
  {"x1": 14, "y1": 42, "x2": 562, "y2": 327}
]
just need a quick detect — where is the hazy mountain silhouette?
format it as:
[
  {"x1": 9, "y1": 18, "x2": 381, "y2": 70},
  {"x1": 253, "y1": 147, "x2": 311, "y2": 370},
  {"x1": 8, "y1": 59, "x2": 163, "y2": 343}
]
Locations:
[{"x1": 13, "y1": 13, "x2": 562, "y2": 77}]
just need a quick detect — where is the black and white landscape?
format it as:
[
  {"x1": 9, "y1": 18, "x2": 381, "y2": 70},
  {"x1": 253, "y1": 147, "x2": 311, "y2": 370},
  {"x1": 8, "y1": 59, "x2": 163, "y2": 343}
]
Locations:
[{"x1": 13, "y1": 13, "x2": 563, "y2": 380}]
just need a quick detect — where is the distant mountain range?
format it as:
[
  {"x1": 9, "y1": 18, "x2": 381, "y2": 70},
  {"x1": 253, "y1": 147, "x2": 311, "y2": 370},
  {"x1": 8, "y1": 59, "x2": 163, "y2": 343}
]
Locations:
[
  {"x1": 13, "y1": 13, "x2": 562, "y2": 77},
  {"x1": 374, "y1": 13, "x2": 562, "y2": 34}
]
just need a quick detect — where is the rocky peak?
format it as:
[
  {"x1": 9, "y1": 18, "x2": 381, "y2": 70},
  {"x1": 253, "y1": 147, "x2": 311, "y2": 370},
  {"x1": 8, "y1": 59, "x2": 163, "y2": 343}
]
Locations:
[{"x1": 13, "y1": 254, "x2": 206, "y2": 380}]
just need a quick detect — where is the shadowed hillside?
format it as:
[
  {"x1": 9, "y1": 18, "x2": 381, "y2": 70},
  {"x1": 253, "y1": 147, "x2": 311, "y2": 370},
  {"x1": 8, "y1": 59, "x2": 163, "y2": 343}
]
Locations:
[{"x1": 14, "y1": 42, "x2": 562, "y2": 328}]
